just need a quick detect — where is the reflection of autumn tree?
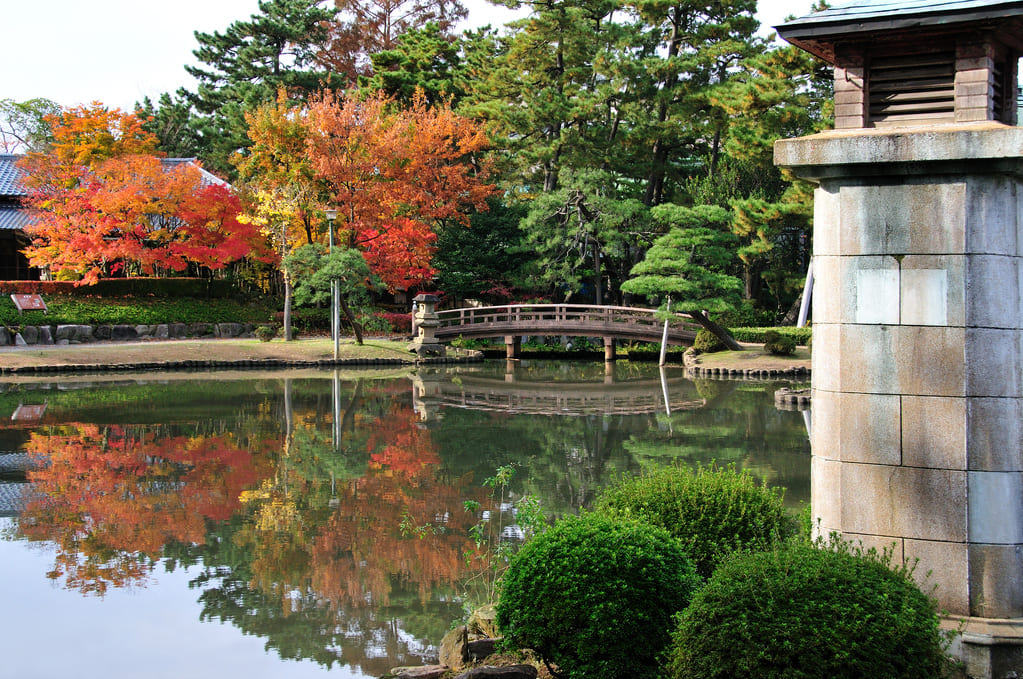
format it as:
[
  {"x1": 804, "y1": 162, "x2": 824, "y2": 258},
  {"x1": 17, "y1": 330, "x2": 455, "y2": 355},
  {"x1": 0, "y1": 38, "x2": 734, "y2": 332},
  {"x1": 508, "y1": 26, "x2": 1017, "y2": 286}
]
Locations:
[
  {"x1": 183, "y1": 397, "x2": 483, "y2": 675},
  {"x1": 20, "y1": 423, "x2": 275, "y2": 594}
]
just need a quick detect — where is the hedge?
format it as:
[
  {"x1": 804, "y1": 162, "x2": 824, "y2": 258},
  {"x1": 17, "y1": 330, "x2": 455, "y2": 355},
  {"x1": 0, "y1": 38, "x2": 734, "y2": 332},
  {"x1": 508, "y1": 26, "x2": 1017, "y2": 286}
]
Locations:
[
  {"x1": 0, "y1": 278, "x2": 240, "y2": 298},
  {"x1": 730, "y1": 326, "x2": 812, "y2": 346}
]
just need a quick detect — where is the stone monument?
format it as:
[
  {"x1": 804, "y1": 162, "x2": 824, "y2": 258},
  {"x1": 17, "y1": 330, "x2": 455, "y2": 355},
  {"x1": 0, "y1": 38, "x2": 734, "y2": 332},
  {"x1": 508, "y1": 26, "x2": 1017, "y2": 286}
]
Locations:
[
  {"x1": 408, "y1": 293, "x2": 446, "y2": 358},
  {"x1": 775, "y1": 2, "x2": 1022, "y2": 676}
]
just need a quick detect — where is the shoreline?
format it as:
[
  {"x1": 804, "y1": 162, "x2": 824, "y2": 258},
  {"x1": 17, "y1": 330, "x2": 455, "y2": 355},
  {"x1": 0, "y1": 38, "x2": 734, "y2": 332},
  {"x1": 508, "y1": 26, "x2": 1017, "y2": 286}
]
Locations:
[{"x1": 0, "y1": 337, "x2": 811, "y2": 378}]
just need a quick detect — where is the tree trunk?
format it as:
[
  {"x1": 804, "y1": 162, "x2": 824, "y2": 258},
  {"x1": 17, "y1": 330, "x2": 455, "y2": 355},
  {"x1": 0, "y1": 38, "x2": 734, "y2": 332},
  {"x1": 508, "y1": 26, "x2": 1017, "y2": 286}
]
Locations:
[
  {"x1": 592, "y1": 238, "x2": 603, "y2": 305},
  {"x1": 339, "y1": 294, "x2": 363, "y2": 345},
  {"x1": 283, "y1": 272, "x2": 294, "y2": 341},
  {"x1": 688, "y1": 309, "x2": 743, "y2": 351}
]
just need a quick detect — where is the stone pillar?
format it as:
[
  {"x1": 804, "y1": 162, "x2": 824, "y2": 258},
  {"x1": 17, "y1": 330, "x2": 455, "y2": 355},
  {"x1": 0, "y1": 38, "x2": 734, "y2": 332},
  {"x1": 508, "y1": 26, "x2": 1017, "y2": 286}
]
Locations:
[
  {"x1": 603, "y1": 336, "x2": 616, "y2": 362},
  {"x1": 504, "y1": 335, "x2": 520, "y2": 359},
  {"x1": 777, "y1": 124, "x2": 1023, "y2": 676}
]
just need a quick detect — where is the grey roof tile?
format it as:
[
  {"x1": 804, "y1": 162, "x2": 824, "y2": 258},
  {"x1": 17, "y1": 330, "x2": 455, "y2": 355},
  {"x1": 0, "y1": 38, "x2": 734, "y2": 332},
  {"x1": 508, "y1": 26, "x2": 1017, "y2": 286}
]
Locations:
[
  {"x1": 778, "y1": 0, "x2": 1023, "y2": 32},
  {"x1": 0, "y1": 154, "x2": 27, "y2": 197},
  {"x1": 0, "y1": 206, "x2": 34, "y2": 231},
  {"x1": 0, "y1": 155, "x2": 231, "y2": 231}
]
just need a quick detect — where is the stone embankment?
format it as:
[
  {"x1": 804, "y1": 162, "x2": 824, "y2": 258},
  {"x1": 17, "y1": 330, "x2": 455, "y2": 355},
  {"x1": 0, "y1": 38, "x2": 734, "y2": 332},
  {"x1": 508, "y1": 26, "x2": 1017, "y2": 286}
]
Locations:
[
  {"x1": 384, "y1": 605, "x2": 540, "y2": 679},
  {"x1": 685, "y1": 365, "x2": 810, "y2": 380},
  {"x1": 0, "y1": 323, "x2": 256, "y2": 347}
]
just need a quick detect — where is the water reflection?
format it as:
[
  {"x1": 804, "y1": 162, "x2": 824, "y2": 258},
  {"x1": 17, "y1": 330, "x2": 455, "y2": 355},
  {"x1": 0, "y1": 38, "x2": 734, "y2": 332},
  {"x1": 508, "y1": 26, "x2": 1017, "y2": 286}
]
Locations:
[{"x1": 0, "y1": 363, "x2": 809, "y2": 678}]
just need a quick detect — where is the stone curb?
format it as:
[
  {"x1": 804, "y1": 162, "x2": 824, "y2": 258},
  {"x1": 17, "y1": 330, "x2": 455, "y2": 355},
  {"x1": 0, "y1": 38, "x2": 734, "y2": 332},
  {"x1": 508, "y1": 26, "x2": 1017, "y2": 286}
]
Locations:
[{"x1": 685, "y1": 365, "x2": 811, "y2": 380}]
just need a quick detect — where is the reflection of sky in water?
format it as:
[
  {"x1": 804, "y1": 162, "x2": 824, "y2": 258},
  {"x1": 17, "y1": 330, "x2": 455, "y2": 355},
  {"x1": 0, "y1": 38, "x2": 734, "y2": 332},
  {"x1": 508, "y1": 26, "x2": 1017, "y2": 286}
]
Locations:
[{"x1": 0, "y1": 518, "x2": 363, "y2": 679}]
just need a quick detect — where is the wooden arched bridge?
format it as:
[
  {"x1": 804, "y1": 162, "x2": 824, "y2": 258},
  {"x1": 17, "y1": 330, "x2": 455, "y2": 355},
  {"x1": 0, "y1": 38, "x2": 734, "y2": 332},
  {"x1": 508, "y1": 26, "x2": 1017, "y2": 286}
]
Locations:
[{"x1": 432, "y1": 304, "x2": 702, "y2": 359}]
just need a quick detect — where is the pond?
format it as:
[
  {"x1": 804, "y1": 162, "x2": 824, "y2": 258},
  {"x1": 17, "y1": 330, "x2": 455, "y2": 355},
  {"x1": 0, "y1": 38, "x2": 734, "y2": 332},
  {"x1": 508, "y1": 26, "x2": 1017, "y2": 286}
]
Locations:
[{"x1": 0, "y1": 360, "x2": 810, "y2": 678}]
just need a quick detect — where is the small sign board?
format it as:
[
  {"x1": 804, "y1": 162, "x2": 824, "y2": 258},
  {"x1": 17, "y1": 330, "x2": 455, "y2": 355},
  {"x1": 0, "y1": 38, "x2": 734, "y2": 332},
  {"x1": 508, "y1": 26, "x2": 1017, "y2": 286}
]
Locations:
[
  {"x1": 10, "y1": 294, "x2": 47, "y2": 315},
  {"x1": 12, "y1": 403, "x2": 47, "y2": 422}
]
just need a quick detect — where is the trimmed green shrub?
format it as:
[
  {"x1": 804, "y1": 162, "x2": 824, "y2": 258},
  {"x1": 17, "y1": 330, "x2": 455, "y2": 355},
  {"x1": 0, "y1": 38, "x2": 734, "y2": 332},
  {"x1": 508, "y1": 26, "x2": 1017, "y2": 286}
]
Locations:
[
  {"x1": 763, "y1": 329, "x2": 796, "y2": 356},
  {"x1": 714, "y1": 301, "x2": 777, "y2": 328},
  {"x1": 0, "y1": 296, "x2": 274, "y2": 327},
  {"x1": 595, "y1": 464, "x2": 794, "y2": 577},
  {"x1": 254, "y1": 325, "x2": 278, "y2": 342},
  {"x1": 693, "y1": 327, "x2": 728, "y2": 353},
  {"x1": 496, "y1": 512, "x2": 701, "y2": 679},
  {"x1": 666, "y1": 538, "x2": 946, "y2": 679},
  {"x1": 0, "y1": 278, "x2": 239, "y2": 298},
  {"x1": 731, "y1": 326, "x2": 812, "y2": 346}
]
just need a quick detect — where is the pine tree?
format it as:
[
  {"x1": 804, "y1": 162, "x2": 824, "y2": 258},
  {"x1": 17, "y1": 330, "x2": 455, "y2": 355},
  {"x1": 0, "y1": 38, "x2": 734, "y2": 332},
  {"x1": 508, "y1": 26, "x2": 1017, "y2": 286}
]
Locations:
[{"x1": 184, "y1": 0, "x2": 344, "y2": 176}]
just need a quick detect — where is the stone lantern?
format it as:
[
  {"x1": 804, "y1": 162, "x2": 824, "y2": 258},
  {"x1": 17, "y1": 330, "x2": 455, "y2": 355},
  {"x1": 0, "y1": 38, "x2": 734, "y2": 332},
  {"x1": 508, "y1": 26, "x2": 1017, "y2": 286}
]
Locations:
[
  {"x1": 775, "y1": 1, "x2": 1023, "y2": 676},
  {"x1": 408, "y1": 293, "x2": 446, "y2": 358}
]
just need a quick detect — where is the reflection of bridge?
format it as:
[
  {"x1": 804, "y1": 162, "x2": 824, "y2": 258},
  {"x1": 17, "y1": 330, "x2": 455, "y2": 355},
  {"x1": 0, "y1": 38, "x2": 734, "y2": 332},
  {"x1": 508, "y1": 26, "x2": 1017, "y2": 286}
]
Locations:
[
  {"x1": 412, "y1": 368, "x2": 705, "y2": 419},
  {"x1": 433, "y1": 305, "x2": 701, "y2": 359}
]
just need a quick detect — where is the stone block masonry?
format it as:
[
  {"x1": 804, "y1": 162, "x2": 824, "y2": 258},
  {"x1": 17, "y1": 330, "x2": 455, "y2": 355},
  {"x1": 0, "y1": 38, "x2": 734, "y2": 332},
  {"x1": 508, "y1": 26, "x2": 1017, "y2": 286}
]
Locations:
[
  {"x1": 777, "y1": 122, "x2": 1023, "y2": 627},
  {"x1": 0, "y1": 323, "x2": 256, "y2": 346}
]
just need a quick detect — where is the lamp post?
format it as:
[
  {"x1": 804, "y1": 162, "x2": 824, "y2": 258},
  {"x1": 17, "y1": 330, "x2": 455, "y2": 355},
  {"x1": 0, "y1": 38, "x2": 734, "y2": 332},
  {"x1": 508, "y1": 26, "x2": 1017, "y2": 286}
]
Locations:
[{"x1": 324, "y1": 209, "x2": 339, "y2": 360}]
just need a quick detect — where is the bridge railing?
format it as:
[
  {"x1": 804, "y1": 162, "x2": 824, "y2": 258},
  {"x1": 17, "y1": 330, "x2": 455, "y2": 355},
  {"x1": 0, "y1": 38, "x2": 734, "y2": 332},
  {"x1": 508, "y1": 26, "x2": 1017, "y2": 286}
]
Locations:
[{"x1": 435, "y1": 304, "x2": 703, "y2": 335}]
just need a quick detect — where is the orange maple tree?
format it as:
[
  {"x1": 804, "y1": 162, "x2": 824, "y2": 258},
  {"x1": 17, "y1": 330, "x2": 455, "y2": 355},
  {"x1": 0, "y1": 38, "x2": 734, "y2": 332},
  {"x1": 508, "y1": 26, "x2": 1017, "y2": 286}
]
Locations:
[
  {"x1": 18, "y1": 102, "x2": 273, "y2": 284},
  {"x1": 303, "y1": 89, "x2": 496, "y2": 291}
]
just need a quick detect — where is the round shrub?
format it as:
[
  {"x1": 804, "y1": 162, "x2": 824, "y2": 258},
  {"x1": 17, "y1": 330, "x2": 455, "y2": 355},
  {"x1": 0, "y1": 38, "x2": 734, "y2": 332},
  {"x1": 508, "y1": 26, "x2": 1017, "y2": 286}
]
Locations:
[
  {"x1": 595, "y1": 464, "x2": 794, "y2": 578},
  {"x1": 666, "y1": 540, "x2": 946, "y2": 679},
  {"x1": 693, "y1": 327, "x2": 728, "y2": 353},
  {"x1": 254, "y1": 324, "x2": 278, "y2": 342},
  {"x1": 763, "y1": 329, "x2": 796, "y2": 356},
  {"x1": 496, "y1": 512, "x2": 701, "y2": 679}
]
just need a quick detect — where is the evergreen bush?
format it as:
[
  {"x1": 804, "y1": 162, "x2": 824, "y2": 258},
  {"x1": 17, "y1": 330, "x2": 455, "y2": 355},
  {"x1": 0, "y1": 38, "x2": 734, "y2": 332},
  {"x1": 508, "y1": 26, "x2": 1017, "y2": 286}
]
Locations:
[
  {"x1": 254, "y1": 325, "x2": 278, "y2": 342},
  {"x1": 763, "y1": 329, "x2": 796, "y2": 356},
  {"x1": 730, "y1": 326, "x2": 812, "y2": 345},
  {"x1": 496, "y1": 512, "x2": 700, "y2": 679},
  {"x1": 666, "y1": 538, "x2": 947, "y2": 679},
  {"x1": 595, "y1": 464, "x2": 794, "y2": 577},
  {"x1": 693, "y1": 327, "x2": 728, "y2": 353}
]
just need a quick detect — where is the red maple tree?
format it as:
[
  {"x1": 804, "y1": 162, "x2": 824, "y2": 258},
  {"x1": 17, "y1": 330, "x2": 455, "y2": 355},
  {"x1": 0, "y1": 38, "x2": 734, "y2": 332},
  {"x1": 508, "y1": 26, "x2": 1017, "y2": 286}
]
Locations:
[{"x1": 18, "y1": 103, "x2": 273, "y2": 284}]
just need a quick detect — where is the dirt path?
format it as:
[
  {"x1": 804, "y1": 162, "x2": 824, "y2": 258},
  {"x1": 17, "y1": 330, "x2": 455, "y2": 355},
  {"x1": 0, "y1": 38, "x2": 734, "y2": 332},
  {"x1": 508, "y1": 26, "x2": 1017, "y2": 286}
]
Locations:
[{"x1": 0, "y1": 337, "x2": 419, "y2": 371}]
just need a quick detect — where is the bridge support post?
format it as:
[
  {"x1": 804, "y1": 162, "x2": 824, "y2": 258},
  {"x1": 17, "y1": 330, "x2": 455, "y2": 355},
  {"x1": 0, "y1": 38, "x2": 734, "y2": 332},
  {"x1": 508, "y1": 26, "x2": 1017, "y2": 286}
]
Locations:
[
  {"x1": 603, "y1": 337, "x2": 616, "y2": 362},
  {"x1": 504, "y1": 335, "x2": 520, "y2": 359}
]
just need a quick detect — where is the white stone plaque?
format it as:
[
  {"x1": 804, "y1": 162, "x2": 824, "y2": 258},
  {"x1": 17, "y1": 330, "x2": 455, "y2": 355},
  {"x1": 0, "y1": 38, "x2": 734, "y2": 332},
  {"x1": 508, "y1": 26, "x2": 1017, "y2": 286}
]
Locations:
[
  {"x1": 901, "y1": 269, "x2": 947, "y2": 326},
  {"x1": 855, "y1": 269, "x2": 900, "y2": 324}
]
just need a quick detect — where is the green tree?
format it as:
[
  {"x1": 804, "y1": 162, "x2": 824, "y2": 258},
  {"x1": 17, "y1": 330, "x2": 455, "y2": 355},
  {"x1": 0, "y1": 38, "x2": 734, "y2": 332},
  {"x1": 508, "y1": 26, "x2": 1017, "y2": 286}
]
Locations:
[
  {"x1": 137, "y1": 92, "x2": 206, "y2": 160},
  {"x1": 0, "y1": 98, "x2": 60, "y2": 152},
  {"x1": 360, "y1": 22, "x2": 467, "y2": 105},
  {"x1": 621, "y1": 203, "x2": 743, "y2": 350},
  {"x1": 617, "y1": 0, "x2": 760, "y2": 206},
  {"x1": 519, "y1": 168, "x2": 652, "y2": 304},
  {"x1": 285, "y1": 243, "x2": 381, "y2": 345},
  {"x1": 432, "y1": 196, "x2": 529, "y2": 303}
]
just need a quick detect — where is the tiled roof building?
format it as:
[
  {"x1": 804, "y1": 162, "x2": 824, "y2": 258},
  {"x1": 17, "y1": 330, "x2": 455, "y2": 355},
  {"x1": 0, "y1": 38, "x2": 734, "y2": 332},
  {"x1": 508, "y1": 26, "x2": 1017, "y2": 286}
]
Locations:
[{"x1": 0, "y1": 155, "x2": 230, "y2": 280}]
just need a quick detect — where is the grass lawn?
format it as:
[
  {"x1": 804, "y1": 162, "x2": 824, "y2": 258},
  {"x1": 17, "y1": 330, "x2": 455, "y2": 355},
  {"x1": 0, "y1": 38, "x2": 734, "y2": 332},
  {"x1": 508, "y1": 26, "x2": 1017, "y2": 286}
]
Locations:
[{"x1": 688, "y1": 346, "x2": 811, "y2": 372}]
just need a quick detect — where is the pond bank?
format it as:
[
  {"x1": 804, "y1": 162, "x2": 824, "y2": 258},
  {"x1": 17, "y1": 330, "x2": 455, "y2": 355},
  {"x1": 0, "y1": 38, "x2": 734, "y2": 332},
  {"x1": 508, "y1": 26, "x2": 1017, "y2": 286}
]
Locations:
[{"x1": 0, "y1": 337, "x2": 482, "y2": 375}]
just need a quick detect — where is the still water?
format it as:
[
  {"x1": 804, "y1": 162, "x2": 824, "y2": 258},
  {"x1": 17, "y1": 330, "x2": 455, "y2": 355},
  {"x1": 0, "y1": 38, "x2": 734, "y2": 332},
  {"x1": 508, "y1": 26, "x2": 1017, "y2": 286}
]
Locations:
[{"x1": 0, "y1": 361, "x2": 809, "y2": 678}]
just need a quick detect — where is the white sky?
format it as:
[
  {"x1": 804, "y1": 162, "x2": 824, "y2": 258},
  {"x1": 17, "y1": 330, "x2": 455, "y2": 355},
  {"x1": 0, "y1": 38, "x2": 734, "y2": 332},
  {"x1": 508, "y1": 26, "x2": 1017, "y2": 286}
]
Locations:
[{"x1": 3, "y1": 0, "x2": 813, "y2": 112}]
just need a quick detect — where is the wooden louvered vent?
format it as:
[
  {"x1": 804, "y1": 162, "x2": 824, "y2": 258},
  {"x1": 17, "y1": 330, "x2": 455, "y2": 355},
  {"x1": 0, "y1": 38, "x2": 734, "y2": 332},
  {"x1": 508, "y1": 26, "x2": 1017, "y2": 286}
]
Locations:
[
  {"x1": 992, "y1": 59, "x2": 1006, "y2": 122},
  {"x1": 868, "y1": 52, "x2": 956, "y2": 127}
]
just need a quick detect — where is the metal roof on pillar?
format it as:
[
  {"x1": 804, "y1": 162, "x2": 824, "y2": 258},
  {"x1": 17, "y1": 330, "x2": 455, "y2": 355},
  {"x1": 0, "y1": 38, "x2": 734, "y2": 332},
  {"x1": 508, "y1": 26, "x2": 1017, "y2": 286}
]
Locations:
[
  {"x1": 776, "y1": 0, "x2": 1022, "y2": 128},
  {"x1": 777, "y1": 0, "x2": 1023, "y2": 59}
]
